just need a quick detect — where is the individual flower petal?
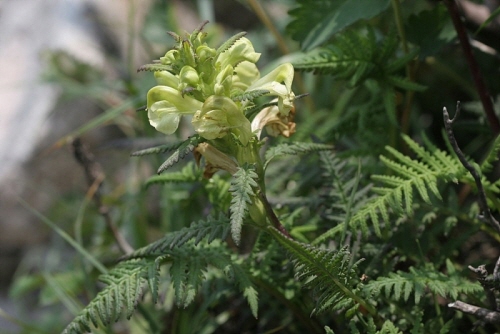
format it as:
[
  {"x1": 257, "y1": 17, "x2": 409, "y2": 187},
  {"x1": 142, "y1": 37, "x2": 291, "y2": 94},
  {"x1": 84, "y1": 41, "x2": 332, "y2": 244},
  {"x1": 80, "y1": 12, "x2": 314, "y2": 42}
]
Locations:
[
  {"x1": 217, "y1": 37, "x2": 261, "y2": 70},
  {"x1": 154, "y1": 71, "x2": 179, "y2": 88},
  {"x1": 232, "y1": 61, "x2": 260, "y2": 92},
  {"x1": 246, "y1": 63, "x2": 295, "y2": 115},
  {"x1": 251, "y1": 104, "x2": 296, "y2": 139},
  {"x1": 214, "y1": 64, "x2": 234, "y2": 96},
  {"x1": 179, "y1": 65, "x2": 199, "y2": 87},
  {"x1": 148, "y1": 104, "x2": 181, "y2": 134},
  {"x1": 192, "y1": 95, "x2": 252, "y2": 145},
  {"x1": 147, "y1": 86, "x2": 203, "y2": 134}
]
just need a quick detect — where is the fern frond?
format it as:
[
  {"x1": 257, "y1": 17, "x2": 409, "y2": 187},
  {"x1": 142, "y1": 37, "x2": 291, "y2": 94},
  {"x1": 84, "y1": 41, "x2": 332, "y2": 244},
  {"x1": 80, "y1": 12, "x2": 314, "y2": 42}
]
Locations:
[
  {"x1": 315, "y1": 135, "x2": 465, "y2": 242},
  {"x1": 385, "y1": 75, "x2": 426, "y2": 92},
  {"x1": 123, "y1": 214, "x2": 230, "y2": 259},
  {"x1": 229, "y1": 165, "x2": 258, "y2": 246},
  {"x1": 364, "y1": 261, "x2": 482, "y2": 304},
  {"x1": 156, "y1": 136, "x2": 204, "y2": 174},
  {"x1": 267, "y1": 226, "x2": 374, "y2": 316},
  {"x1": 131, "y1": 135, "x2": 203, "y2": 157},
  {"x1": 144, "y1": 162, "x2": 201, "y2": 187},
  {"x1": 293, "y1": 29, "x2": 424, "y2": 92},
  {"x1": 264, "y1": 142, "x2": 334, "y2": 169},
  {"x1": 480, "y1": 135, "x2": 500, "y2": 173},
  {"x1": 317, "y1": 151, "x2": 371, "y2": 242},
  {"x1": 62, "y1": 259, "x2": 151, "y2": 334},
  {"x1": 228, "y1": 259, "x2": 259, "y2": 318}
]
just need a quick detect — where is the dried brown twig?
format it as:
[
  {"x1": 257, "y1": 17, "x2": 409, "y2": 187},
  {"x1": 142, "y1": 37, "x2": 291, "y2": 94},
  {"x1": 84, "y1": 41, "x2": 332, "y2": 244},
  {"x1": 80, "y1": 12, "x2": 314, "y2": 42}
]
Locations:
[
  {"x1": 444, "y1": 102, "x2": 500, "y2": 322},
  {"x1": 72, "y1": 138, "x2": 134, "y2": 255}
]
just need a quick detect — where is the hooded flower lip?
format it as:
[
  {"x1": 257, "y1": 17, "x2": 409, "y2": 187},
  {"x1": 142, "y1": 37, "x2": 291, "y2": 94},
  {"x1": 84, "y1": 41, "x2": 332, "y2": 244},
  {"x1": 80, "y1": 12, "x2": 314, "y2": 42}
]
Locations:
[
  {"x1": 192, "y1": 95, "x2": 252, "y2": 145},
  {"x1": 246, "y1": 63, "x2": 295, "y2": 116},
  {"x1": 216, "y1": 37, "x2": 261, "y2": 70},
  {"x1": 251, "y1": 103, "x2": 296, "y2": 139},
  {"x1": 147, "y1": 86, "x2": 203, "y2": 135}
]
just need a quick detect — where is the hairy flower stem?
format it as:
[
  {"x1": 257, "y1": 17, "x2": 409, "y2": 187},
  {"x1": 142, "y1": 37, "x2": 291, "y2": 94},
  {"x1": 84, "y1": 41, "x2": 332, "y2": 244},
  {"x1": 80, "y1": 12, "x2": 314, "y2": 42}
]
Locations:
[{"x1": 443, "y1": 0, "x2": 500, "y2": 135}]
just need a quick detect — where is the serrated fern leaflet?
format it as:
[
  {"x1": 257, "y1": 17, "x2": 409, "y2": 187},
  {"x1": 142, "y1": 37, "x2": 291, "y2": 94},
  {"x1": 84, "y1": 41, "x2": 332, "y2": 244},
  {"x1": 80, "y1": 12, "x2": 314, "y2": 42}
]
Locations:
[
  {"x1": 315, "y1": 135, "x2": 465, "y2": 243},
  {"x1": 229, "y1": 165, "x2": 259, "y2": 246},
  {"x1": 267, "y1": 226, "x2": 375, "y2": 316}
]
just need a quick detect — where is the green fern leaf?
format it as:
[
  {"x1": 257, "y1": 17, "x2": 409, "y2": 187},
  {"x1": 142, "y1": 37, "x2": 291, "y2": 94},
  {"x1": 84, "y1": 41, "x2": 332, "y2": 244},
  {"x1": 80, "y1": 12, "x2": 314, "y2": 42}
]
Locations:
[
  {"x1": 364, "y1": 264, "x2": 482, "y2": 304},
  {"x1": 229, "y1": 260, "x2": 259, "y2": 318},
  {"x1": 287, "y1": 0, "x2": 390, "y2": 51},
  {"x1": 156, "y1": 136, "x2": 204, "y2": 174},
  {"x1": 229, "y1": 165, "x2": 258, "y2": 246},
  {"x1": 267, "y1": 226, "x2": 373, "y2": 316},
  {"x1": 315, "y1": 135, "x2": 465, "y2": 241},
  {"x1": 131, "y1": 135, "x2": 203, "y2": 157},
  {"x1": 264, "y1": 142, "x2": 334, "y2": 169},
  {"x1": 122, "y1": 214, "x2": 230, "y2": 259},
  {"x1": 385, "y1": 48, "x2": 419, "y2": 73},
  {"x1": 385, "y1": 75, "x2": 427, "y2": 91},
  {"x1": 145, "y1": 162, "x2": 201, "y2": 187},
  {"x1": 62, "y1": 259, "x2": 150, "y2": 334},
  {"x1": 379, "y1": 320, "x2": 403, "y2": 334},
  {"x1": 480, "y1": 135, "x2": 500, "y2": 173}
]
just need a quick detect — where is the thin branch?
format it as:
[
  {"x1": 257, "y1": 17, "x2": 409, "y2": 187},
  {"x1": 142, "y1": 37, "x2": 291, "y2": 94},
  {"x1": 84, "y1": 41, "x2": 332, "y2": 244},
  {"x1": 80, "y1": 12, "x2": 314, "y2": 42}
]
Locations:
[
  {"x1": 469, "y1": 264, "x2": 498, "y2": 311},
  {"x1": 443, "y1": 0, "x2": 500, "y2": 135},
  {"x1": 448, "y1": 301, "x2": 500, "y2": 324},
  {"x1": 72, "y1": 138, "x2": 134, "y2": 255},
  {"x1": 443, "y1": 102, "x2": 500, "y2": 233}
]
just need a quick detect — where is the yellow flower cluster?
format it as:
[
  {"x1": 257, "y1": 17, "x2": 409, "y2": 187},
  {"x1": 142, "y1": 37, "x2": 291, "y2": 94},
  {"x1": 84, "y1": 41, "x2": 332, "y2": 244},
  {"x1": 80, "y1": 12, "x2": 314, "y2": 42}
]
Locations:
[{"x1": 145, "y1": 24, "x2": 296, "y2": 145}]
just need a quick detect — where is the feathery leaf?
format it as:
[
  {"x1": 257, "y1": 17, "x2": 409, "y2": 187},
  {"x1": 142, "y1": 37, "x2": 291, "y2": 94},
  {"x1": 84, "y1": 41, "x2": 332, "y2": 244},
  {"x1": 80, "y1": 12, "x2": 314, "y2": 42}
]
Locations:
[
  {"x1": 264, "y1": 142, "x2": 334, "y2": 169},
  {"x1": 229, "y1": 165, "x2": 258, "y2": 245}
]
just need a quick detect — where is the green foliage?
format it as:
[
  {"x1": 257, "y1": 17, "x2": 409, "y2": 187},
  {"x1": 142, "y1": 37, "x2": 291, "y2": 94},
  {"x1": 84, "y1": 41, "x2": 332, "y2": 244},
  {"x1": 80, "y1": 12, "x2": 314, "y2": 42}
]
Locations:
[
  {"x1": 267, "y1": 227, "x2": 367, "y2": 316},
  {"x1": 364, "y1": 260, "x2": 482, "y2": 304},
  {"x1": 155, "y1": 136, "x2": 204, "y2": 174},
  {"x1": 287, "y1": 0, "x2": 391, "y2": 51},
  {"x1": 229, "y1": 165, "x2": 259, "y2": 246},
  {"x1": 144, "y1": 162, "x2": 201, "y2": 187},
  {"x1": 292, "y1": 29, "x2": 424, "y2": 91},
  {"x1": 264, "y1": 142, "x2": 334, "y2": 169},
  {"x1": 316, "y1": 134, "x2": 466, "y2": 241},
  {"x1": 62, "y1": 259, "x2": 152, "y2": 334},
  {"x1": 123, "y1": 214, "x2": 231, "y2": 258}
]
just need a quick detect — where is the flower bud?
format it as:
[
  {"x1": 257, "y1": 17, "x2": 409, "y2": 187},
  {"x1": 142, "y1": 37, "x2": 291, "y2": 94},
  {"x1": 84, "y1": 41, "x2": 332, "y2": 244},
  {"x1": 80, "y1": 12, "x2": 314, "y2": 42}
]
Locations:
[
  {"x1": 179, "y1": 65, "x2": 200, "y2": 89},
  {"x1": 154, "y1": 71, "x2": 179, "y2": 88}
]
